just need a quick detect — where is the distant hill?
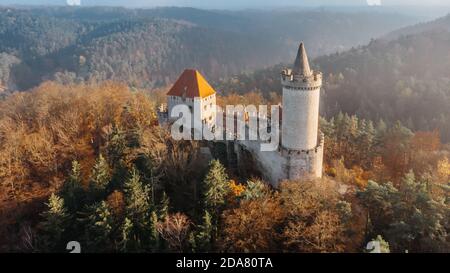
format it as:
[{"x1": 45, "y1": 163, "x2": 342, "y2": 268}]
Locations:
[
  {"x1": 0, "y1": 6, "x2": 418, "y2": 91},
  {"x1": 316, "y1": 30, "x2": 450, "y2": 141},
  {"x1": 384, "y1": 13, "x2": 450, "y2": 40},
  {"x1": 218, "y1": 15, "x2": 450, "y2": 142}
]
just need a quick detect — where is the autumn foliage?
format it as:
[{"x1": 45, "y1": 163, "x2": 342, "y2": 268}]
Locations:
[
  {"x1": 0, "y1": 82, "x2": 448, "y2": 253},
  {"x1": 0, "y1": 81, "x2": 155, "y2": 247}
]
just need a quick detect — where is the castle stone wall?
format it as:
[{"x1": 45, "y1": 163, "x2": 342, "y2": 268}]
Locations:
[
  {"x1": 236, "y1": 140, "x2": 287, "y2": 187},
  {"x1": 236, "y1": 134, "x2": 324, "y2": 187},
  {"x1": 283, "y1": 134, "x2": 324, "y2": 181}
]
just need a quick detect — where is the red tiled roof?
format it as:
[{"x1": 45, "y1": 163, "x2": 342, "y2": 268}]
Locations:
[{"x1": 167, "y1": 69, "x2": 216, "y2": 99}]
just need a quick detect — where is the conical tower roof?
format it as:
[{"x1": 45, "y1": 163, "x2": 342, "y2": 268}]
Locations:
[{"x1": 293, "y1": 42, "x2": 312, "y2": 77}]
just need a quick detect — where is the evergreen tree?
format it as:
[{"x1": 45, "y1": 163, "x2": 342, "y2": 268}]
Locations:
[
  {"x1": 119, "y1": 217, "x2": 134, "y2": 252},
  {"x1": 124, "y1": 169, "x2": 151, "y2": 223},
  {"x1": 335, "y1": 111, "x2": 345, "y2": 130},
  {"x1": 88, "y1": 154, "x2": 111, "y2": 201},
  {"x1": 358, "y1": 119, "x2": 376, "y2": 167},
  {"x1": 110, "y1": 158, "x2": 129, "y2": 190},
  {"x1": 356, "y1": 180, "x2": 398, "y2": 238},
  {"x1": 188, "y1": 232, "x2": 197, "y2": 253},
  {"x1": 387, "y1": 171, "x2": 448, "y2": 252},
  {"x1": 60, "y1": 161, "x2": 85, "y2": 212},
  {"x1": 319, "y1": 117, "x2": 335, "y2": 140},
  {"x1": 158, "y1": 191, "x2": 170, "y2": 221},
  {"x1": 195, "y1": 210, "x2": 213, "y2": 252},
  {"x1": 203, "y1": 160, "x2": 230, "y2": 212},
  {"x1": 241, "y1": 179, "x2": 267, "y2": 201},
  {"x1": 40, "y1": 193, "x2": 70, "y2": 252},
  {"x1": 81, "y1": 201, "x2": 114, "y2": 252},
  {"x1": 149, "y1": 211, "x2": 160, "y2": 251},
  {"x1": 134, "y1": 153, "x2": 158, "y2": 202},
  {"x1": 121, "y1": 104, "x2": 142, "y2": 148},
  {"x1": 358, "y1": 173, "x2": 449, "y2": 252},
  {"x1": 106, "y1": 125, "x2": 127, "y2": 167},
  {"x1": 202, "y1": 160, "x2": 229, "y2": 243},
  {"x1": 123, "y1": 168, "x2": 152, "y2": 250},
  {"x1": 349, "y1": 115, "x2": 359, "y2": 139},
  {"x1": 376, "y1": 119, "x2": 388, "y2": 140}
]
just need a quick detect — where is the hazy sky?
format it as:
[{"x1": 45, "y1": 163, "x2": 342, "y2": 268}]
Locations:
[{"x1": 1, "y1": 0, "x2": 450, "y2": 8}]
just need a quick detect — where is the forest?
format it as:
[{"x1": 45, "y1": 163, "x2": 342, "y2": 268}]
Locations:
[
  {"x1": 0, "y1": 6, "x2": 417, "y2": 91},
  {"x1": 0, "y1": 81, "x2": 448, "y2": 252}
]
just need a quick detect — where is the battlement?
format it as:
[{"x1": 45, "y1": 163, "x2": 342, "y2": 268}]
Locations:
[{"x1": 281, "y1": 69, "x2": 322, "y2": 90}]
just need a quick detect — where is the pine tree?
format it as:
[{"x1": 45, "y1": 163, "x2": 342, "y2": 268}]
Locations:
[
  {"x1": 123, "y1": 168, "x2": 152, "y2": 250},
  {"x1": 202, "y1": 160, "x2": 229, "y2": 243},
  {"x1": 387, "y1": 171, "x2": 448, "y2": 252},
  {"x1": 81, "y1": 201, "x2": 114, "y2": 252},
  {"x1": 40, "y1": 193, "x2": 70, "y2": 252},
  {"x1": 242, "y1": 179, "x2": 267, "y2": 201},
  {"x1": 358, "y1": 119, "x2": 376, "y2": 167},
  {"x1": 120, "y1": 104, "x2": 141, "y2": 148},
  {"x1": 349, "y1": 115, "x2": 359, "y2": 139},
  {"x1": 124, "y1": 169, "x2": 151, "y2": 223},
  {"x1": 366, "y1": 120, "x2": 376, "y2": 147},
  {"x1": 188, "y1": 232, "x2": 197, "y2": 253},
  {"x1": 356, "y1": 180, "x2": 398, "y2": 238},
  {"x1": 376, "y1": 119, "x2": 388, "y2": 140},
  {"x1": 203, "y1": 160, "x2": 230, "y2": 212},
  {"x1": 119, "y1": 217, "x2": 134, "y2": 252},
  {"x1": 60, "y1": 161, "x2": 85, "y2": 212},
  {"x1": 149, "y1": 211, "x2": 160, "y2": 251},
  {"x1": 110, "y1": 158, "x2": 129, "y2": 190},
  {"x1": 358, "y1": 174, "x2": 449, "y2": 252},
  {"x1": 88, "y1": 154, "x2": 111, "y2": 201},
  {"x1": 106, "y1": 124, "x2": 127, "y2": 167},
  {"x1": 195, "y1": 210, "x2": 213, "y2": 252},
  {"x1": 158, "y1": 191, "x2": 170, "y2": 221}
]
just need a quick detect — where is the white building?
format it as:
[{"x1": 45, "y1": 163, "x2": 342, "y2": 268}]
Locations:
[{"x1": 165, "y1": 69, "x2": 216, "y2": 129}]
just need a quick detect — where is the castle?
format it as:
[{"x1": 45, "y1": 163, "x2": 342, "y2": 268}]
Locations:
[{"x1": 159, "y1": 43, "x2": 324, "y2": 187}]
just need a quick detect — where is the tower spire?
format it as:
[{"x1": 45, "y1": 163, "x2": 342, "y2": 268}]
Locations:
[{"x1": 293, "y1": 42, "x2": 312, "y2": 77}]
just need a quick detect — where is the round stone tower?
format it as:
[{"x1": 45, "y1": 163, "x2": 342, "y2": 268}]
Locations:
[{"x1": 281, "y1": 43, "x2": 322, "y2": 151}]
